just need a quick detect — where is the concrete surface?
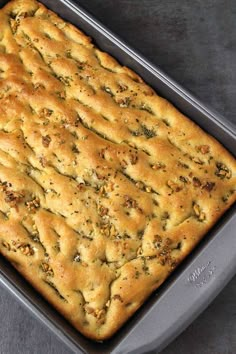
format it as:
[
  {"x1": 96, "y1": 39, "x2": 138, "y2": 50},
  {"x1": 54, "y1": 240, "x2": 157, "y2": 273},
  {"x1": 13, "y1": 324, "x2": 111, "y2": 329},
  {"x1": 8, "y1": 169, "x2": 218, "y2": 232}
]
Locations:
[{"x1": 0, "y1": 0, "x2": 235, "y2": 353}]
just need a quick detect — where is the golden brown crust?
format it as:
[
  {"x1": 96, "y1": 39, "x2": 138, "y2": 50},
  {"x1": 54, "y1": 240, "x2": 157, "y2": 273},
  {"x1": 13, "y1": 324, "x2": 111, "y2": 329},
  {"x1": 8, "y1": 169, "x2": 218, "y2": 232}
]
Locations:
[{"x1": 0, "y1": 0, "x2": 235, "y2": 341}]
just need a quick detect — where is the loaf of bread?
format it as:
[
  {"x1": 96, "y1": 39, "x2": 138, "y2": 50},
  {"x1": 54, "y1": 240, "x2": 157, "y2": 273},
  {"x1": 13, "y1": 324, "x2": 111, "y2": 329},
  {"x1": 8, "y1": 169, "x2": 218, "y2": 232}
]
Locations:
[{"x1": 0, "y1": 0, "x2": 235, "y2": 341}]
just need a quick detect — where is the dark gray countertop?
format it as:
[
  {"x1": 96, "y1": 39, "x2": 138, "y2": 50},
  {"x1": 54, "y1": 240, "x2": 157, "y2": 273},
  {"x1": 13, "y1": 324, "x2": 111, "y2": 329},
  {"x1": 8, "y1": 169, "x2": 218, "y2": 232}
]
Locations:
[{"x1": 0, "y1": 0, "x2": 235, "y2": 353}]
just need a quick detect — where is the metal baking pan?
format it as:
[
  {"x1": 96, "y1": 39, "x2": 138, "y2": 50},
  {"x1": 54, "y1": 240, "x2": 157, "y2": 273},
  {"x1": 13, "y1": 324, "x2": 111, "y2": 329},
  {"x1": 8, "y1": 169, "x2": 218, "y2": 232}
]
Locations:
[{"x1": 0, "y1": 0, "x2": 235, "y2": 353}]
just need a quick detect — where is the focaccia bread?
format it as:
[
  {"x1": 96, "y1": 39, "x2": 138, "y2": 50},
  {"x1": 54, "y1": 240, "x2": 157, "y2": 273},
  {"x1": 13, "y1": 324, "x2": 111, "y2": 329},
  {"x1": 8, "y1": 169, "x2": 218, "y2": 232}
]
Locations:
[{"x1": 0, "y1": 0, "x2": 235, "y2": 341}]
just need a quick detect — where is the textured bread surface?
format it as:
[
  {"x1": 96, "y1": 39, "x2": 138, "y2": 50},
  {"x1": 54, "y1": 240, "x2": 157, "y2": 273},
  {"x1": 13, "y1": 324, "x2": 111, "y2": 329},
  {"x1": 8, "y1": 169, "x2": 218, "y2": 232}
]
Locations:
[{"x1": 0, "y1": 0, "x2": 235, "y2": 341}]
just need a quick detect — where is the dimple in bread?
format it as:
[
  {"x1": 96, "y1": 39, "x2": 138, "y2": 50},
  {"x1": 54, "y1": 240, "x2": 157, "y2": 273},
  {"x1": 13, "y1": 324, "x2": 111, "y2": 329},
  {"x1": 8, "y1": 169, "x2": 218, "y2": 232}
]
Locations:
[{"x1": 0, "y1": 0, "x2": 235, "y2": 341}]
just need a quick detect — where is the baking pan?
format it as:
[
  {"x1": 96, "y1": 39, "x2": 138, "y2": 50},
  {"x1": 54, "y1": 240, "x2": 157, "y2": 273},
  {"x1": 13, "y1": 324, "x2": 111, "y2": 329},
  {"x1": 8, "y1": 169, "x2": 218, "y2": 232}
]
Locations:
[{"x1": 0, "y1": 0, "x2": 235, "y2": 353}]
